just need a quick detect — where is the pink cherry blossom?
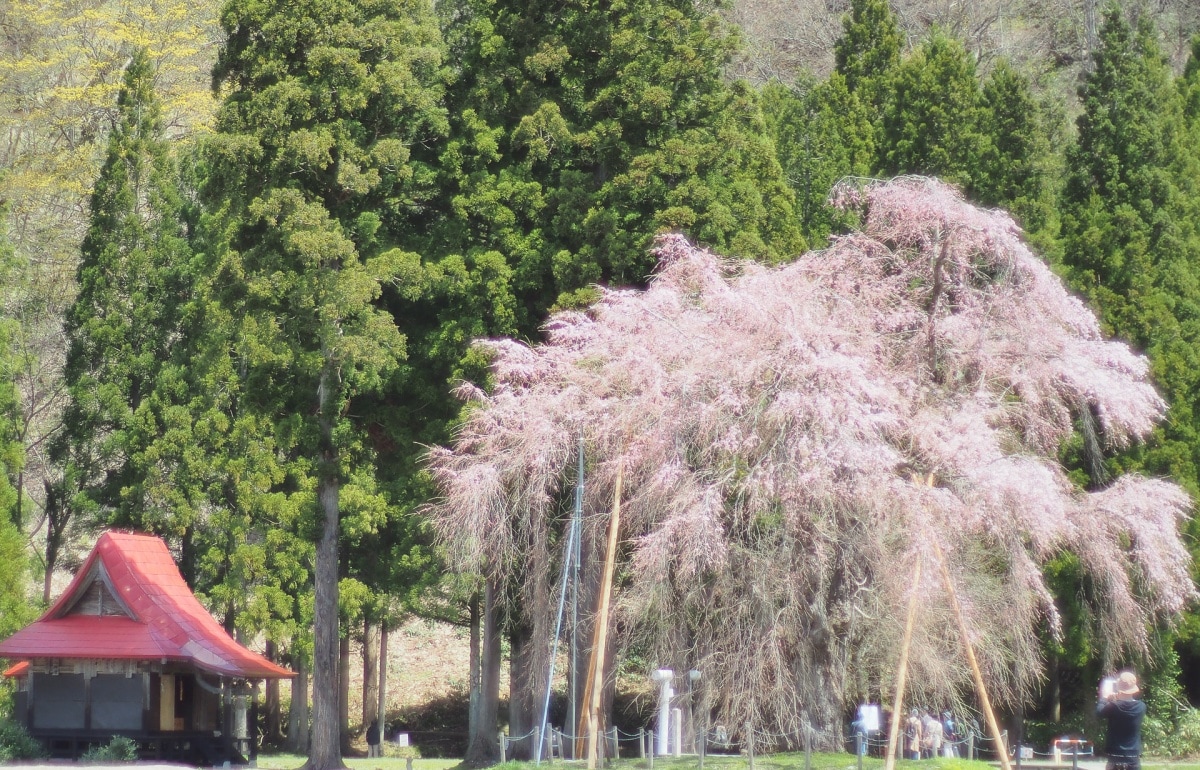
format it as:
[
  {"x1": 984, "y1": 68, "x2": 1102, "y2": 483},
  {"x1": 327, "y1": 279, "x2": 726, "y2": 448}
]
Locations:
[{"x1": 426, "y1": 177, "x2": 1194, "y2": 745}]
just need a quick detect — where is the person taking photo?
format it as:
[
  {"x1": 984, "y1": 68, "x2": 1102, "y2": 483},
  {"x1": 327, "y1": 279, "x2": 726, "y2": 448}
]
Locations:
[{"x1": 1097, "y1": 671, "x2": 1146, "y2": 770}]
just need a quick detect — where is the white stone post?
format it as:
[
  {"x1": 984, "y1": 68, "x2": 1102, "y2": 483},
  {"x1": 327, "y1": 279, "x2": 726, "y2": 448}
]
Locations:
[{"x1": 651, "y1": 669, "x2": 674, "y2": 756}]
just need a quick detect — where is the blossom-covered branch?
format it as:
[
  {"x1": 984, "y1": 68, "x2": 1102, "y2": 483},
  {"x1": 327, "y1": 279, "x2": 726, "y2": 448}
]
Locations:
[{"x1": 427, "y1": 176, "x2": 1194, "y2": 746}]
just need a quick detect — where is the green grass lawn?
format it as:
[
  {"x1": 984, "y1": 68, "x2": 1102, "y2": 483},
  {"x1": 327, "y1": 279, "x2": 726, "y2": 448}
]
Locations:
[
  {"x1": 255, "y1": 753, "x2": 461, "y2": 770},
  {"x1": 254, "y1": 750, "x2": 1200, "y2": 770}
]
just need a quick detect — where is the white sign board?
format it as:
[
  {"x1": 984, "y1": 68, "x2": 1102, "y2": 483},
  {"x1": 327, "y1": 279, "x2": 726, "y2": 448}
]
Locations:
[{"x1": 858, "y1": 704, "x2": 881, "y2": 732}]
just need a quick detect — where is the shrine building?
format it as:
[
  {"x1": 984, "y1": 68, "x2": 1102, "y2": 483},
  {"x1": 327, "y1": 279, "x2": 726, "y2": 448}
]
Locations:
[{"x1": 0, "y1": 531, "x2": 293, "y2": 764}]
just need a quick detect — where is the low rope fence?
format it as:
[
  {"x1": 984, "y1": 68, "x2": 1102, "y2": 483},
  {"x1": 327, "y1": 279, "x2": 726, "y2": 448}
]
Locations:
[
  {"x1": 407, "y1": 719, "x2": 1096, "y2": 767},
  {"x1": 497, "y1": 721, "x2": 1028, "y2": 767}
]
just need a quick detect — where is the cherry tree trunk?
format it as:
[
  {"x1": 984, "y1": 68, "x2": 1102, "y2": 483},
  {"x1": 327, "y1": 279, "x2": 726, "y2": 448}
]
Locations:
[
  {"x1": 464, "y1": 580, "x2": 502, "y2": 767},
  {"x1": 468, "y1": 593, "x2": 482, "y2": 739},
  {"x1": 794, "y1": 644, "x2": 846, "y2": 751},
  {"x1": 508, "y1": 624, "x2": 535, "y2": 760}
]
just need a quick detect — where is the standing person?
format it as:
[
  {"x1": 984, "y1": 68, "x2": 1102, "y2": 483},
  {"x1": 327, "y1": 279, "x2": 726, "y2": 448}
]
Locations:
[
  {"x1": 851, "y1": 714, "x2": 868, "y2": 756},
  {"x1": 1097, "y1": 671, "x2": 1146, "y2": 770},
  {"x1": 942, "y1": 711, "x2": 958, "y2": 758},
  {"x1": 905, "y1": 709, "x2": 924, "y2": 760},
  {"x1": 366, "y1": 718, "x2": 382, "y2": 758},
  {"x1": 922, "y1": 710, "x2": 943, "y2": 759}
]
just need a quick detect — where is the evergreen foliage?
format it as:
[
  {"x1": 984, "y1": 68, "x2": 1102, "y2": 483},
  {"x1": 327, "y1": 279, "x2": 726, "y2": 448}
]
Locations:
[
  {"x1": 833, "y1": 0, "x2": 902, "y2": 101},
  {"x1": 761, "y1": 74, "x2": 874, "y2": 246},
  {"x1": 435, "y1": 0, "x2": 803, "y2": 328},
  {"x1": 204, "y1": 0, "x2": 450, "y2": 764},
  {"x1": 0, "y1": 488, "x2": 31, "y2": 641},
  {"x1": 0, "y1": 720, "x2": 46, "y2": 761},
  {"x1": 80, "y1": 735, "x2": 138, "y2": 762},
  {"x1": 877, "y1": 30, "x2": 984, "y2": 185},
  {"x1": 0, "y1": 220, "x2": 22, "y2": 532},
  {"x1": 1060, "y1": 8, "x2": 1200, "y2": 494},
  {"x1": 0, "y1": 211, "x2": 30, "y2": 645},
  {"x1": 974, "y1": 60, "x2": 1053, "y2": 232},
  {"x1": 54, "y1": 49, "x2": 193, "y2": 536}
]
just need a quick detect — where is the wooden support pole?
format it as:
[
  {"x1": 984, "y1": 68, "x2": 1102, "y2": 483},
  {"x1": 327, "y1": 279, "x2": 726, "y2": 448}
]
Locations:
[
  {"x1": 918, "y1": 471, "x2": 1012, "y2": 770},
  {"x1": 931, "y1": 536, "x2": 1012, "y2": 770},
  {"x1": 587, "y1": 468, "x2": 623, "y2": 770},
  {"x1": 884, "y1": 555, "x2": 923, "y2": 770}
]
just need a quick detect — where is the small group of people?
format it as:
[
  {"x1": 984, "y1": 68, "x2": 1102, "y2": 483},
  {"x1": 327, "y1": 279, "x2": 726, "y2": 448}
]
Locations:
[
  {"x1": 848, "y1": 669, "x2": 1145, "y2": 768},
  {"x1": 903, "y1": 708, "x2": 962, "y2": 760}
]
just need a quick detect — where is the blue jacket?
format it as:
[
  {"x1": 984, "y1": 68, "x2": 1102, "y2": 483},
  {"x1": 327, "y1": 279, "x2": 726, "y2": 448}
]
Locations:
[{"x1": 1097, "y1": 698, "x2": 1146, "y2": 760}]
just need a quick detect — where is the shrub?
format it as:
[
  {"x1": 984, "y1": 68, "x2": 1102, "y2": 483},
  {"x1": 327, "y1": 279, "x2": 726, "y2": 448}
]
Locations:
[
  {"x1": 80, "y1": 735, "x2": 139, "y2": 762},
  {"x1": 0, "y1": 719, "x2": 47, "y2": 761},
  {"x1": 1144, "y1": 707, "x2": 1200, "y2": 759}
]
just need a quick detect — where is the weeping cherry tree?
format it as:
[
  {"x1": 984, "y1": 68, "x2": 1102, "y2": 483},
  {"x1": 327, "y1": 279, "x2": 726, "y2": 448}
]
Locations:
[{"x1": 427, "y1": 177, "x2": 1195, "y2": 748}]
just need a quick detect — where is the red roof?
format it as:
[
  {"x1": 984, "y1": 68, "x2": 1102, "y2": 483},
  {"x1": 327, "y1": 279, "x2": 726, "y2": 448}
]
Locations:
[
  {"x1": 0, "y1": 532, "x2": 292, "y2": 679},
  {"x1": 3, "y1": 660, "x2": 28, "y2": 677}
]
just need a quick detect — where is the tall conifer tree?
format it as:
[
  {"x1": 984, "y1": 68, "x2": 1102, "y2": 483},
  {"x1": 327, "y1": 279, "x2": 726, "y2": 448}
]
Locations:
[
  {"x1": 877, "y1": 30, "x2": 984, "y2": 185},
  {"x1": 434, "y1": 0, "x2": 803, "y2": 328},
  {"x1": 0, "y1": 210, "x2": 31, "y2": 641},
  {"x1": 761, "y1": 75, "x2": 874, "y2": 246},
  {"x1": 833, "y1": 0, "x2": 902, "y2": 102},
  {"x1": 204, "y1": 0, "x2": 448, "y2": 765},
  {"x1": 54, "y1": 49, "x2": 192, "y2": 547},
  {"x1": 1056, "y1": 11, "x2": 1200, "y2": 697},
  {"x1": 973, "y1": 61, "x2": 1052, "y2": 233},
  {"x1": 1061, "y1": 8, "x2": 1200, "y2": 559}
]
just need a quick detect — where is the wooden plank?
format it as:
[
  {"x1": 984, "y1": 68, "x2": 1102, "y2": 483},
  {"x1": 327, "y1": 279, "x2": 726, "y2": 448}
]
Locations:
[
  {"x1": 587, "y1": 467, "x2": 623, "y2": 770},
  {"x1": 884, "y1": 555, "x2": 922, "y2": 770}
]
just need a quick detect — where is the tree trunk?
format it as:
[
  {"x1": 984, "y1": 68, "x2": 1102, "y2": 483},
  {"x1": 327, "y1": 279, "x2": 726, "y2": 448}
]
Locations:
[
  {"x1": 339, "y1": 634, "x2": 352, "y2": 754},
  {"x1": 1050, "y1": 655, "x2": 1061, "y2": 723},
  {"x1": 509, "y1": 624, "x2": 535, "y2": 760},
  {"x1": 363, "y1": 618, "x2": 380, "y2": 730},
  {"x1": 179, "y1": 526, "x2": 197, "y2": 588},
  {"x1": 379, "y1": 623, "x2": 389, "y2": 732},
  {"x1": 42, "y1": 480, "x2": 63, "y2": 604},
  {"x1": 288, "y1": 658, "x2": 310, "y2": 754},
  {"x1": 308, "y1": 469, "x2": 345, "y2": 770},
  {"x1": 464, "y1": 579, "x2": 502, "y2": 767},
  {"x1": 468, "y1": 591, "x2": 482, "y2": 735},
  {"x1": 265, "y1": 641, "x2": 282, "y2": 746},
  {"x1": 1084, "y1": 0, "x2": 1099, "y2": 57}
]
